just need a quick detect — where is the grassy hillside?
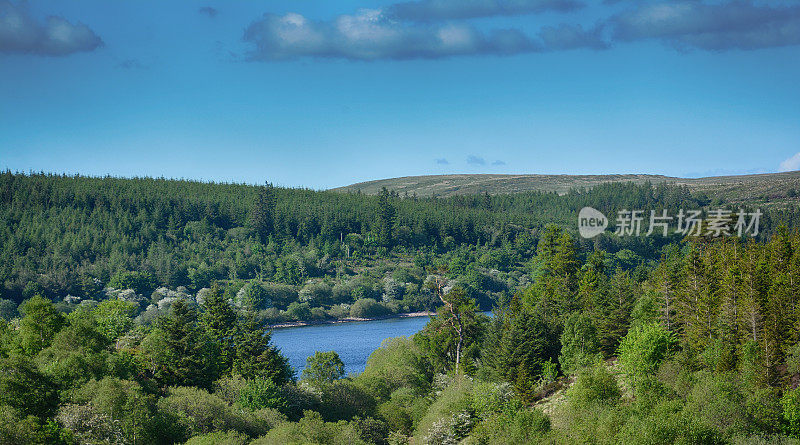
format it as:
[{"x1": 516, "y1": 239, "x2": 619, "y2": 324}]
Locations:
[{"x1": 332, "y1": 171, "x2": 800, "y2": 206}]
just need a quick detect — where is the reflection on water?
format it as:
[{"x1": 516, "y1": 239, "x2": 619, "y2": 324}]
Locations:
[{"x1": 270, "y1": 315, "x2": 432, "y2": 376}]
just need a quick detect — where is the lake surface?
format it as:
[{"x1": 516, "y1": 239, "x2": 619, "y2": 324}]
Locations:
[{"x1": 270, "y1": 315, "x2": 433, "y2": 377}]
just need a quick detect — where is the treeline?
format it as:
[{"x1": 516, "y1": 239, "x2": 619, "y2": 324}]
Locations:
[{"x1": 4, "y1": 171, "x2": 789, "y2": 306}]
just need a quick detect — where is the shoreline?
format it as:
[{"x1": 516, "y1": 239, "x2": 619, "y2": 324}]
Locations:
[{"x1": 267, "y1": 311, "x2": 436, "y2": 329}]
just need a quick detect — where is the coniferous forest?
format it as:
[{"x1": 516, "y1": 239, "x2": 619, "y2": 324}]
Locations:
[{"x1": 4, "y1": 171, "x2": 800, "y2": 443}]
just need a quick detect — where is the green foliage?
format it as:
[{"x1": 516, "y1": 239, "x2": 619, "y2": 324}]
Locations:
[
  {"x1": 567, "y1": 363, "x2": 621, "y2": 408},
  {"x1": 109, "y1": 270, "x2": 156, "y2": 295},
  {"x1": 782, "y1": 387, "x2": 800, "y2": 438},
  {"x1": 185, "y1": 430, "x2": 250, "y2": 445},
  {"x1": 237, "y1": 377, "x2": 287, "y2": 412},
  {"x1": 0, "y1": 355, "x2": 60, "y2": 418},
  {"x1": 235, "y1": 281, "x2": 271, "y2": 311},
  {"x1": 200, "y1": 284, "x2": 238, "y2": 373},
  {"x1": 415, "y1": 288, "x2": 487, "y2": 375},
  {"x1": 413, "y1": 379, "x2": 475, "y2": 445},
  {"x1": 252, "y1": 410, "x2": 368, "y2": 445},
  {"x1": 469, "y1": 407, "x2": 550, "y2": 445},
  {"x1": 484, "y1": 296, "x2": 558, "y2": 402},
  {"x1": 141, "y1": 299, "x2": 218, "y2": 388},
  {"x1": 357, "y1": 337, "x2": 432, "y2": 400},
  {"x1": 350, "y1": 298, "x2": 392, "y2": 318},
  {"x1": 559, "y1": 311, "x2": 602, "y2": 375},
  {"x1": 157, "y1": 386, "x2": 270, "y2": 441},
  {"x1": 0, "y1": 405, "x2": 70, "y2": 445},
  {"x1": 92, "y1": 299, "x2": 138, "y2": 342},
  {"x1": 17, "y1": 296, "x2": 65, "y2": 355},
  {"x1": 232, "y1": 313, "x2": 293, "y2": 384},
  {"x1": 70, "y1": 377, "x2": 159, "y2": 443},
  {"x1": 249, "y1": 182, "x2": 277, "y2": 243},
  {"x1": 303, "y1": 351, "x2": 346, "y2": 386},
  {"x1": 617, "y1": 322, "x2": 678, "y2": 393}
]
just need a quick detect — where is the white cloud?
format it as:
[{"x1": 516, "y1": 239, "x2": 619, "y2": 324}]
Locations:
[
  {"x1": 779, "y1": 152, "x2": 800, "y2": 172},
  {"x1": 243, "y1": 9, "x2": 605, "y2": 60},
  {"x1": 0, "y1": 1, "x2": 103, "y2": 56}
]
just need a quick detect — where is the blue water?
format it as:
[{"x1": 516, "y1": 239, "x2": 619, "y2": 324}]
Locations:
[{"x1": 270, "y1": 315, "x2": 433, "y2": 377}]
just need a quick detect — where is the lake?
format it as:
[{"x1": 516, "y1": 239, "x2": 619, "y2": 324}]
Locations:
[{"x1": 270, "y1": 315, "x2": 433, "y2": 377}]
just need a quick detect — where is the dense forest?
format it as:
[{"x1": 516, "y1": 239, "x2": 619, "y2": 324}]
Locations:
[{"x1": 3, "y1": 172, "x2": 800, "y2": 443}]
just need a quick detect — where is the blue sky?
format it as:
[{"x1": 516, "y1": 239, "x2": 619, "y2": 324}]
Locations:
[{"x1": 1, "y1": 0, "x2": 799, "y2": 189}]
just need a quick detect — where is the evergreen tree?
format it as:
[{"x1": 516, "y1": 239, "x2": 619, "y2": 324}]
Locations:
[
  {"x1": 148, "y1": 299, "x2": 217, "y2": 388},
  {"x1": 249, "y1": 182, "x2": 277, "y2": 243},
  {"x1": 200, "y1": 284, "x2": 238, "y2": 375},
  {"x1": 232, "y1": 312, "x2": 293, "y2": 385},
  {"x1": 377, "y1": 187, "x2": 396, "y2": 249}
]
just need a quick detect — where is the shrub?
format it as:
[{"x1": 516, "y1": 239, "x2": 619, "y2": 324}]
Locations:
[
  {"x1": 299, "y1": 282, "x2": 333, "y2": 305},
  {"x1": 559, "y1": 312, "x2": 602, "y2": 375},
  {"x1": 350, "y1": 298, "x2": 392, "y2": 319},
  {"x1": 302, "y1": 351, "x2": 345, "y2": 386},
  {"x1": 251, "y1": 410, "x2": 367, "y2": 445},
  {"x1": 156, "y1": 386, "x2": 269, "y2": 440},
  {"x1": 470, "y1": 408, "x2": 550, "y2": 445},
  {"x1": 286, "y1": 302, "x2": 312, "y2": 321},
  {"x1": 109, "y1": 271, "x2": 156, "y2": 295},
  {"x1": 617, "y1": 322, "x2": 678, "y2": 393},
  {"x1": 72, "y1": 377, "x2": 158, "y2": 443},
  {"x1": 567, "y1": 363, "x2": 621, "y2": 408},
  {"x1": 185, "y1": 430, "x2": 250, "y2": 445},
  {"x1": 235, "y1": 282, "x2": 272, "y2": 311},
  {"x1": 357, "y1": 337, "x2": 432, "y2": 400},
  {"x1": 238, "y1": 378, "x2": 287, "y2": 412},
  {"x1": 413, "y1": 379, "x2": 474, "y2": 444},
  {"x1": 318, "y1": 380, "x2": 378, "y2": 422},
  {"x1": 782, "y1": 387, "x2": 800, "y2": 438}
]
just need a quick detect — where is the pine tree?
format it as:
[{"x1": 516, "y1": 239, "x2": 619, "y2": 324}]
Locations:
[
  {"x1": 249, "y1": 182, "x2": 277, "y2": 243},
  {"x1": 377, "y1": 187, "x2": 396, "y2": 249},
  {"x1": 232, "y1": 313, "x2": 293, "y2": 385},
  {"x1": 155, "y1": 299, "x2": 217, "y2": 388},
  {"x1": 200, "y1": 283, "x2": 237, "y2": 375}
]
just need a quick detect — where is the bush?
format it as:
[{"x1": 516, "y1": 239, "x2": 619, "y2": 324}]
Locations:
[
  {"x1": 357, "y1": 337, "x2": 432, "y2": 400},
  {"x1": 617, "y1": 322, "x2": 678, "y2": 393},
  {"x1": 109, "y1": 271, "x2": 156, "y2": 295},
  {"x1": 72, "y1": 377, "x2": 158, "y2": 443},
  {"x1": 470, "y1": 408, "x2": 550, "y2": 445},
  {"x1": 238, "y1": 378, "x2": 287, "y2": 412},
  {"x1": 286, "y1": 302, "x2": 312, "y2": 321},
  {"x1": 251, "y1": 410, "x2": 367, "y2": 445},
  {"x1": 782, "y1": 387, "x2": 800, "y2": 437},
  {"x1": 318, "y1": 380, "x2": 378, "y2": 422},
  {"x1": 185, "y1": 430, "x2": 250, "y2": 445},
  {"x1": 350, "y1": 298, "x2": 392, "y2": 319},
  {"x1": 567, "y1": 363, "x2": 621, "y2": 408},
  {"x1": 156, "y1": 386, "x2": 270, "y2": 440},
  {"x1": 303, "y1": 351, "x2": 346, "y2": 386},
  {"x1": 559, "y1": 312, "x2": 602, "y2": 375},
  {"x1": 235, "y1": 282, "x2": 272, "y2": 311},
  {"x1": 299, "y1": 282, "x2": 333, "y2": 305},
  {"x1": 413, "y1": 379, "x2": 474, "y2": 444}
]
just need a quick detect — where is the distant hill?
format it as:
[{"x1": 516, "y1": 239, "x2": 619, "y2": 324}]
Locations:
[{"x1": 332, "y1": 172, "x2": 800, "y2": 205}]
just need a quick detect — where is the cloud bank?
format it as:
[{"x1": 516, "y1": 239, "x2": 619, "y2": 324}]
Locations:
[
  {"x1": 780, "y1": 153, "x2": 800, "y2": 173},
  {"x1": 388, "y1": 0, "x2": 583, "y2": 21},
  {"x1": 243, "y1": 10, "x2": 605, "y2": 60},
  {"x1": 242, "y1": 0, "x2": 800, "y2": 61},
  {"x1": 0, "y1": 1, "x2": 103, "y2": 56},
  {"x1": 610, "y1": 1, "x2": 800, "y2": 51}
]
